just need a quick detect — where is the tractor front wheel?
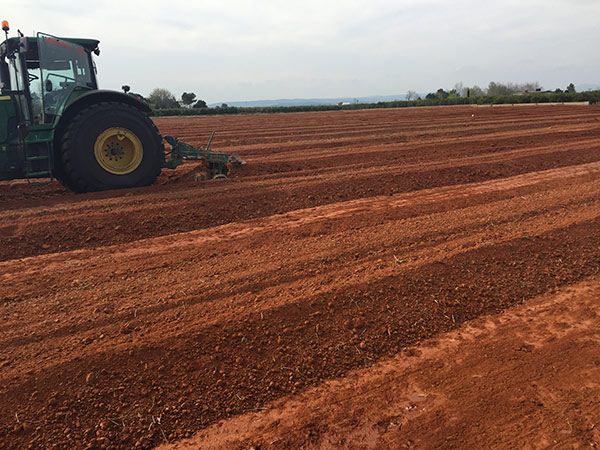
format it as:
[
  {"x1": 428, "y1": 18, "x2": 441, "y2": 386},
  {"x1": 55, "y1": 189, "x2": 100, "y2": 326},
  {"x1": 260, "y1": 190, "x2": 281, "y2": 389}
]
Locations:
[{"x1": 59, "y1": 102, "x2": 163, "y2": 192}]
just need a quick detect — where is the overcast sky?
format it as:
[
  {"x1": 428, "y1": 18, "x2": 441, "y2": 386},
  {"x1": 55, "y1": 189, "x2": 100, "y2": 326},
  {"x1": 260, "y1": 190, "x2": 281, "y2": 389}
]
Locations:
[{"x1": 5, "y1": 0, "x2": 600, "y2": 102}]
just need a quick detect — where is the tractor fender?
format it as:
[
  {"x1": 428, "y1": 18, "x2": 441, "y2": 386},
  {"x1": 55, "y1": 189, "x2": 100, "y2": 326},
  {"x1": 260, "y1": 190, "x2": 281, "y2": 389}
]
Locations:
[
  {"x1": 52, "y1": 90, "x2": 153, "y2": 178},
  {"x1": 62, "y1": 90, "x2": 151, "y2": 117}
]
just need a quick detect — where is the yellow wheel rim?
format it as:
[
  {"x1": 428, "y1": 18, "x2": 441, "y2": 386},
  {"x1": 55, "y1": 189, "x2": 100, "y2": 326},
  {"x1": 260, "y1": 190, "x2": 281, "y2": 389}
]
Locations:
[{"x1": 94, "y1": 127, "x2": 143, "y2": 175}]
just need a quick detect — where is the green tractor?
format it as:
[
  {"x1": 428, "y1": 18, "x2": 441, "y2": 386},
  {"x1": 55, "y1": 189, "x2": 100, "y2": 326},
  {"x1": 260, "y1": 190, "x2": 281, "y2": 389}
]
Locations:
[{"x1": 0, "y1": 22, "x2": 242, "y2": 192}]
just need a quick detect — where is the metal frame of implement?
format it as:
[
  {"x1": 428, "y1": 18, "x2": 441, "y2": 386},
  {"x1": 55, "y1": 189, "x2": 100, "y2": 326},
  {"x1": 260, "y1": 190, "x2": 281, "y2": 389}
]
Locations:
[{"x1": 163, "y1": 132, "x2": 245, "y2": 179}]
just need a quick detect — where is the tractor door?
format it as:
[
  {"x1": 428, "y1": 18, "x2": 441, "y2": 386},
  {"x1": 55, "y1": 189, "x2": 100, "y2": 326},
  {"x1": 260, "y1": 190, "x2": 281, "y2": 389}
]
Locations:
[
  {"x1": 0, "y1": 94, "x2": 21, "y2": 179},
  {"x1": 0, "y1": 38, "x2": 30, "y2": 179},
  {"x1": 37, "y1": 33, "x2": 95, "y2": 121},
  {"x1": 6, "y1": 40, "x2": 33, "y2": 126}
]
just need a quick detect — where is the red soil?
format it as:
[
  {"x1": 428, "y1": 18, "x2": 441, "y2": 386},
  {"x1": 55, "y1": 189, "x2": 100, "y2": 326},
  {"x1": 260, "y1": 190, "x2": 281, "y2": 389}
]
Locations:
[
  {"x1": 1, "y1": 105, "x2": 600, "y2": 449},
  {"x1": 164, "y1": 279, "x2": 600, "y2": 450}
]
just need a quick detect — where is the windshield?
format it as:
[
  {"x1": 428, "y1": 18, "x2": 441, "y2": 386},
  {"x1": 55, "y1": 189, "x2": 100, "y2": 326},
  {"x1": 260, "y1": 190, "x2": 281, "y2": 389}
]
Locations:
[{"x1": 38, "y1": 34, "x2": 96, "y2": 117}]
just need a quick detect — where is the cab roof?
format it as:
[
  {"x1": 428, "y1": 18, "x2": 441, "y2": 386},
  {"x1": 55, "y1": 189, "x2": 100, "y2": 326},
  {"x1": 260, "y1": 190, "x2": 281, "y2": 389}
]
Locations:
[{"x1": 1, "y1": 36, "x2": 100, "y2": 56}]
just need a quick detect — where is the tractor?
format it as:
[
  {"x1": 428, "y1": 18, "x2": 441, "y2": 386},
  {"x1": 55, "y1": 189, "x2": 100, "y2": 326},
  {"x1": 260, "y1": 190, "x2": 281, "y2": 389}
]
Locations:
[{"x1": 0, "y1": 22, "x2": 242, "y2": 192}]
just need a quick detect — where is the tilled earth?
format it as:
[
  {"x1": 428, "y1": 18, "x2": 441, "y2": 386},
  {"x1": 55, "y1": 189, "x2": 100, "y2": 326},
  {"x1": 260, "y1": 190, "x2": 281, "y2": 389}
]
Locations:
[{"x1": 1, "y1": 105, "x2": 600, "y2": 449}]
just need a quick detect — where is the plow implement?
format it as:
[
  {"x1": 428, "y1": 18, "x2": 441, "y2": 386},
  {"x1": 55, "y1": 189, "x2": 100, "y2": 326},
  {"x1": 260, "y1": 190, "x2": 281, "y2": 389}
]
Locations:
[{"x1": 163, "y1": 133, "x2": 245, "y2": 179}]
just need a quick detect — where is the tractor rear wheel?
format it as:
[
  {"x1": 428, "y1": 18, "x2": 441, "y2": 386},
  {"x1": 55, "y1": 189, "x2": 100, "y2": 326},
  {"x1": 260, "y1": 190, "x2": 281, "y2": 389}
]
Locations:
[{"x1": 59, "y1": 102, "x2": 163, "y2": 192}]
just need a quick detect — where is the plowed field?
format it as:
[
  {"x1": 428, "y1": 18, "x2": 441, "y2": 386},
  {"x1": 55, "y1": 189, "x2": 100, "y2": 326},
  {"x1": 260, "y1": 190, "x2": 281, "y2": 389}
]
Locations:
[{"x1": 1, "y1": 105, "x2": 600, "y2": 449}]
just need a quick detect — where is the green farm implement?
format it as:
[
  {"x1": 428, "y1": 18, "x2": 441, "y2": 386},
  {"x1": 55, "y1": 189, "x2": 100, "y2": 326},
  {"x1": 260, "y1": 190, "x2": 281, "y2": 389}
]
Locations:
[
  {"x1": 0, "y1": 22, "x2": 243, "y2": 192},
  {"x1": 164, "y1": 133, "x2": 244, "y2": 179}
]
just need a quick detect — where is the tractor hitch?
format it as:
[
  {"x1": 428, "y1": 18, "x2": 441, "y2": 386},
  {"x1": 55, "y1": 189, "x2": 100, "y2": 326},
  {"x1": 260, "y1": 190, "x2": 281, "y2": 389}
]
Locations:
[{"x1": 163, "y1": 132, "x2": 245, "y2": 179}]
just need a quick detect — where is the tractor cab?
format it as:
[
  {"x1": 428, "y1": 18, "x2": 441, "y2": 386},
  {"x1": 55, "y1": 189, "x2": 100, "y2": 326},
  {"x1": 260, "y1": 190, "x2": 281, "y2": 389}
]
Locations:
[{"x1": 0, "y1": 33, "x2": 99, "y2": 126}]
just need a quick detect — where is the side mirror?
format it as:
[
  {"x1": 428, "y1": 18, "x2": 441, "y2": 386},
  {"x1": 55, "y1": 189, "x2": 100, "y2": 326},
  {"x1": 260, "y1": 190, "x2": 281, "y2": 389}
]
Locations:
[{"x1": 45, "y1": 79, "x2": 53, "y2": 92}]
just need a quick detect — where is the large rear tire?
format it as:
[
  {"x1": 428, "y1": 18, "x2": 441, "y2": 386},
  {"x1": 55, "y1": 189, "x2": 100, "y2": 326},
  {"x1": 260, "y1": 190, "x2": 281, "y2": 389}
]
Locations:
[{"x1": 59, "y1": 102, "x2": 163, "y2": 192}]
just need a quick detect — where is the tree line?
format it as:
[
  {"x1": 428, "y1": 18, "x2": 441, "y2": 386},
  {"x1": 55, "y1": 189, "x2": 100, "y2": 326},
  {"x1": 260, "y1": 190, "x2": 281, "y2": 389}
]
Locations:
[
  {"x1": 121, "y1": 86, "x2": 210, "y2": 109},
  {"x1": 412, "y1": 81, "x2": 578, "y2": 101},
  {"x1": 151, "y1": 90, "x2": 599, "y2": 117},
  {"x1": 120, "y1": 83, "x2": 598, "y2": 117}
]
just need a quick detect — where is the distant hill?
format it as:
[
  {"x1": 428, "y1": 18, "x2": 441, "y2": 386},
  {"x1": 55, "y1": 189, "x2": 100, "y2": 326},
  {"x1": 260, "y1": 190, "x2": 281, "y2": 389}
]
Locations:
[{"x1": 209, "y1": 94, "x2": 415, "y2": 108}]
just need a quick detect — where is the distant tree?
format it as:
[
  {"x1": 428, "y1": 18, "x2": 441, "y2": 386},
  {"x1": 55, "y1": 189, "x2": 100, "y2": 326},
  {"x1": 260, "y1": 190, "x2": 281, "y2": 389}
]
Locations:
[
  {"x1": 220, "y1": 103, "x2": 229, "y2": 108},
  {"x1": 468, "y1": 85, "x2": 485, "y2": 98},
  {"x1": 487, "y1": 82, "x2": 513, "y2": 97},
  {"x1": 488, "y1": 81, "x2": 541, "y2": 96},
  {"x1": 148, "y1": 88, "x2": 179, "y2": 109},
  {"x1": 453, "y1": 82, "x2": 467, "y2": 97},
  {"x1": 425, "y1": 92, "x2": 437, "y2": 100},
  {"x1": 521, "y1": 82, "x2": 541, "y2": 92},
  {"x1": 406, "y1": 90, "x2": 419, "y2": 101},
  {"x1": 555, "y1": 88, "x2": 563, "y2": 94},
  {"x1": 566, "y1": 83, "x2": 576, "y2": 93},
  {"x1": 436, "y1": 88, "x2": 449, "y2": 100},
  {"x1": 193, "y1": 99, "x2": 208, "y2": 108},
  {"x1": 181, "y1": 92, "x2": 197, "y2": 107},
  {"x1": 121, "y1": 85, "x2": 131, "y2": 94}
]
